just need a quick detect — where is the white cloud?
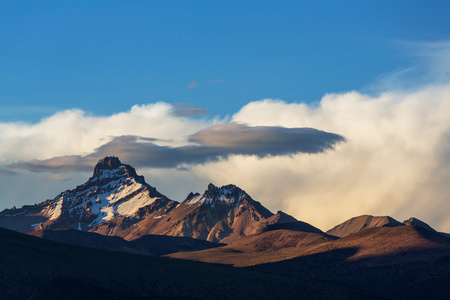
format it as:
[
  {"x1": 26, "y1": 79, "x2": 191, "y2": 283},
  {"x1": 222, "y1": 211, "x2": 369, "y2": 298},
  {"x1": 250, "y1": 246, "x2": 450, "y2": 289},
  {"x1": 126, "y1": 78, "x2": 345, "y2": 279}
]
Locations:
[
  {"x1": 406, "y1": 40, "x2": 450, "y2": 82},
  {"x1": 189, "y1": 85, "x2": 450, "y2": 232},
  {"x1": 0, "y1": 102, "x2": 219, "y2": 165},
  {"x1": 43, "y1": 173, "x2": 74, "y2": 182},
  {"x1": 187, "y1": 81, "x2": 198, "y2": 89}
]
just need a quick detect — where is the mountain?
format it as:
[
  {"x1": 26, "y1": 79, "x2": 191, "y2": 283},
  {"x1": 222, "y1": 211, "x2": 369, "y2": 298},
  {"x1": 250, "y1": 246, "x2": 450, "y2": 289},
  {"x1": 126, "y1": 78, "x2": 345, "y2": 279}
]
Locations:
[
  {"x1": 0, "y1": 156, "x2": 174, "y2": 234},
  {"x1": 91, "y1": 183, "x2": 297, "y2": 243},
  {"x1": 2, "y1": 156, "x2": 449, "y2": 299},
  {"x1": 326, "y1": 214, "x2": 445, "y2": 239},
  {"x1": 1, "y1": 227, "x2": 376, "y2": 299},
  {"x1": 326, "y1": 214, "x2": 404, "y2": 237},
  {"x1": 0, "y1": 156, "x2": 298, "y2": 243}
]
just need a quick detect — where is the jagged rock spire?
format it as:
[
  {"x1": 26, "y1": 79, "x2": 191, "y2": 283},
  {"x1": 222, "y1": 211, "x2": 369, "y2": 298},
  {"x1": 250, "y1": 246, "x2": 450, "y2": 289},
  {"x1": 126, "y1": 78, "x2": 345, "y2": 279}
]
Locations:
[
  {"x1": 92, "y1": 156, "x2": 144, "y2": 184},
  {"x1": 93, "y1": 156, "x2": 122, "y2": 175}
]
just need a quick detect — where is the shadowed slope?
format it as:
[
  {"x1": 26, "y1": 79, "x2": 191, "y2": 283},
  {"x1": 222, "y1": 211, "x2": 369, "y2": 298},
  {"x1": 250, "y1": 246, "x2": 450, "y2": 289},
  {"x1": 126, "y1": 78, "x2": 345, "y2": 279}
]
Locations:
[
  {"x1": 403, "y1": 217, "x2": 436, "y2": 232},
  {"x1": 29, "y1": 229, "x2": 224, "y2": 256},
  {"x1": 168, "y1": 228, "x2": 336, "y2": 267},
  {"x1": 313, "y1": 225, "x2": 450, "y2": 264},
  {"x1": 257, "y1": 220, "x2": 323, "y2": 234},
  {"x1": 247, "y1": 226, "x2": 450, "y2": 300},
  {"x1": 168, "y1": 225, "x2": 450, "y2": 299}
]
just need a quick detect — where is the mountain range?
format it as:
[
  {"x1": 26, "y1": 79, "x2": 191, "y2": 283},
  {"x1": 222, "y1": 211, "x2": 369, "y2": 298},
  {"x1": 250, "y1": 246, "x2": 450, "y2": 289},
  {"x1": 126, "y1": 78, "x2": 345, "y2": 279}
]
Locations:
[
  {"x1": 0, "y1": 156, "x2": 301, "y2": 243},
  {"x1": 1, "y1": 156, "x2": 449, "y2": 299}
]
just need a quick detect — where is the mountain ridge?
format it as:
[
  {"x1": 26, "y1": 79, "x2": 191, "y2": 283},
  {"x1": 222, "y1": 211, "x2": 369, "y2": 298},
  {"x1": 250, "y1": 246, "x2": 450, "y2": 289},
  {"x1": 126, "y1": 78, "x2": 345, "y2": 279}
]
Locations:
[
  {"x1": 90, "y1": 181, "x2": 298, "y2": 243},
  {"x1": 28, "y1": 228, "x2": 224, "y2": 256},
  {"x1": 0, "y1": 156, "x2": 300, "y2": 243},
  {"x1": 326, "y1": 214, "x2": 447, "y2": 238},
  {"x1": 1, "y1": 156, "x2": 445, "y2": 243}
]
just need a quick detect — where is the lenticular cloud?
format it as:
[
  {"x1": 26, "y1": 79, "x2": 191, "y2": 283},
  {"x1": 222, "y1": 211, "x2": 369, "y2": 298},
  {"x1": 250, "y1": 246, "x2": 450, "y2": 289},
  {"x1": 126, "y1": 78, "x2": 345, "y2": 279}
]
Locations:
[{"x1": 8, "y1": 125, "x2": 344, "y2": 171}]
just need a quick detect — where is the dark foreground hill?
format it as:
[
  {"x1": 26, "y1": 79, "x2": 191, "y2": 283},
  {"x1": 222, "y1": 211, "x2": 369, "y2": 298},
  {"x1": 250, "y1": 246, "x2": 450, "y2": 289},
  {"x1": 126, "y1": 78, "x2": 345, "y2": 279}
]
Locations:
[
  {"x1": 169, "y1": 225, "x2": 450, "y2": 300},
  {"x1": 249, "y1": 226, "x2": 450, "y2": 300},
  {"x1": 0, "y1": 227, "x2": 376, "y2": 300}
]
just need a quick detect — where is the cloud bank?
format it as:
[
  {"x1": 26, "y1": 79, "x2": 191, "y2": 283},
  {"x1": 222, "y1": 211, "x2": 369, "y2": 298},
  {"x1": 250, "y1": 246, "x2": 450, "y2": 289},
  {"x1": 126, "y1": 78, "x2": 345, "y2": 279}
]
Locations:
[
  {"x1": 2, "y1": 85, "x2": 449, "y2": 232},
  {"x1": 214, "y1": 85, "x2": 450, "y2": 232},
  {"x1": 1, "y1": 88, "x2": 449, "y2": 232}
]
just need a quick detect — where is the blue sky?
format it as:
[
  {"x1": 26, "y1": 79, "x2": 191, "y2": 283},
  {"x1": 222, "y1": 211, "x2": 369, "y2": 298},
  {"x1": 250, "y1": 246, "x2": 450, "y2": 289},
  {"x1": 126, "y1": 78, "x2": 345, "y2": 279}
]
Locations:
[
  {"x1": 2, "y1": 1, "x2": 450, "y2": 121},
  {"x1": 1, "y1": 1, "x2": 450, "y2": 232}
]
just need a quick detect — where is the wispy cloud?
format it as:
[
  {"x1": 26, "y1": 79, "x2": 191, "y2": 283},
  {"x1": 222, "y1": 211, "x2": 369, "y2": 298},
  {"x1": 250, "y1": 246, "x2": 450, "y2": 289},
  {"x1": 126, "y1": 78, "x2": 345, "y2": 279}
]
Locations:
[
  {"x1": 44, "y1": 174, "x2": 74, "y2": 182},
  {"x1": 367, "y1": 40, "x2": 450, "y2": 93},
  {"x1": 174, "y1": 108, "x2": 208, "y2": 117},
  {"x1": 0, "y1": 168, "x2": 16, "y2": 176},
  {"x1": 187, "y1": 81, "x2": 198, "y2": 89},
  {"x1": 210, "y1": 79, "x2": 226, "y2": 83},
  {"x1": 170, "y1": 103, "x2": 208, "y2": 117}
]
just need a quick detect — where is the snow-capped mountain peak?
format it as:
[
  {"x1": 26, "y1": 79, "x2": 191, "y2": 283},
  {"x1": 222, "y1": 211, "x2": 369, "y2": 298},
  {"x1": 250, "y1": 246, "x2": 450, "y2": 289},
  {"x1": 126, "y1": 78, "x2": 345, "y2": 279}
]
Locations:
[
  {"x1": 32, "y1": 157, "x2": 170, "y2": 230},
  {"x1": 185, "y1": 183, "x2": 247, "y2": 206}
]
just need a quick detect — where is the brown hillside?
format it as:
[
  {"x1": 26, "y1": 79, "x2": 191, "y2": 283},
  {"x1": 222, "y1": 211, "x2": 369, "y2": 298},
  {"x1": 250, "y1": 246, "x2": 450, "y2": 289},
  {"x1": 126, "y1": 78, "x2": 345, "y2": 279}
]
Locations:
[
  {"x1": 168, "y1": 229, "x2": 336, "y2": 267},
  {"x1": 326, "y1": 214, "x2": 403, "y2": 237}
]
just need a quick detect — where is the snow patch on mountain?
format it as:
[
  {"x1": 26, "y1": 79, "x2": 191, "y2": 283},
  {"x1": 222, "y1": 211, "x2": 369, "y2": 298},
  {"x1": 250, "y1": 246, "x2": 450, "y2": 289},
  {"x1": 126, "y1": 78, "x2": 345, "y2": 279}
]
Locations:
[
  {"x1": 186, "y1": 184, "x2": 246, "y2": 206},
  {"x1": 187, "y1": 194, "x2": 205, "y2": 206},
  {"x1": 47, "y1": 198, "x2": 63, "y2": 220}
]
